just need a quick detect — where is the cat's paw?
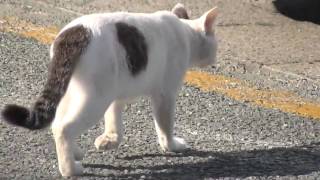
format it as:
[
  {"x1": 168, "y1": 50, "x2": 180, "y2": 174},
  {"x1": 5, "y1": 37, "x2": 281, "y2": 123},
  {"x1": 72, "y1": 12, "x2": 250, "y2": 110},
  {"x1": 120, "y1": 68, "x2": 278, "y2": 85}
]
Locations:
[
  {"x1": 160, "y1": 136, "x2": 189, "y2": 152},
  {"x1": 94, "y1": 134, "x2": 120, "y2": 151},
  {"x1": 60, "y1": 161, "x2": 84, "y2": 177}
]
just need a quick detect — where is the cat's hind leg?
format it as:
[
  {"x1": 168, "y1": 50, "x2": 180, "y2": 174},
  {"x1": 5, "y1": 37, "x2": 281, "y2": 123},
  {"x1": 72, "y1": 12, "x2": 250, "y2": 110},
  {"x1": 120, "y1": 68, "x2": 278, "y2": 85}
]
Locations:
[
  {"x1": 95, "y1": 100, "x2": 124, "y2": 151},
  {"x1": 53, "y1": 94, "x2": 85, "y2": 162},
  {"x1": 73, "y1": 142, "x2": 85, "y2": 161},
  {"x1": 52, "y1": 92, "x2": 110, "y2": 177},
  {"x1": 56, "y1": 96, "x2": 86, "y2": 161},
  {"x1": 151, "y1": 93, "x2": 189, "y2": 152}
]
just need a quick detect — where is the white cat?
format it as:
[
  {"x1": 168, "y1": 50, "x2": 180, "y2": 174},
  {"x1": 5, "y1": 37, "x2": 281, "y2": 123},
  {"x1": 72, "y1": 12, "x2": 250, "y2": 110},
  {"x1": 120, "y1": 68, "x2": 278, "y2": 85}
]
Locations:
[{"x1": 2, "y1": 3, "x2": 218, "y2": 177}]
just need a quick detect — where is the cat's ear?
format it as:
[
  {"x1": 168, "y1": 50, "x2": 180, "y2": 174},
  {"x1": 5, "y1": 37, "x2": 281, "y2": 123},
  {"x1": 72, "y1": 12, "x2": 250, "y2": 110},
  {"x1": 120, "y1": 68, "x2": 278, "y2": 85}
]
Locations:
[
  {"x1": 200, "y1": 7, "x2": 218, "y2": 33},
  {"x1": 172, "y1": 3, "x2": 189, "y2": 19}
]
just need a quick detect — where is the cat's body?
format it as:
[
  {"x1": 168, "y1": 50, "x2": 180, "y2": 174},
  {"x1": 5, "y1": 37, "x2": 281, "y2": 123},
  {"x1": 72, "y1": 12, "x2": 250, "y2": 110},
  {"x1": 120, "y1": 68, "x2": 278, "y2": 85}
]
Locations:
[
  {"x1": 2, "y1": 4, "x2": 218, "y2": 177},
  {"x1": 59, "y1": 11, "x2": 191, "y2": 100}
]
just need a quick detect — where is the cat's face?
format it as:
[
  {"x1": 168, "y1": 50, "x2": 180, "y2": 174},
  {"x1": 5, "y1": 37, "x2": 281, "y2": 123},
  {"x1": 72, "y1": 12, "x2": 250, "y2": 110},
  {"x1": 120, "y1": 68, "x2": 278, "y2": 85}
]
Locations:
[{"x1": 172, "y1": 4, "x2": 218, "y2": 67}]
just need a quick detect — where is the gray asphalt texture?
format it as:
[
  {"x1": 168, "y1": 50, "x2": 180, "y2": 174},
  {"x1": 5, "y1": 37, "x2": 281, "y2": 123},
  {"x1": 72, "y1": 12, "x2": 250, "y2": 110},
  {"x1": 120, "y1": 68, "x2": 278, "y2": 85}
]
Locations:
[{"x1": 1, "y1": 0, "x2": 320, "y2": 179}]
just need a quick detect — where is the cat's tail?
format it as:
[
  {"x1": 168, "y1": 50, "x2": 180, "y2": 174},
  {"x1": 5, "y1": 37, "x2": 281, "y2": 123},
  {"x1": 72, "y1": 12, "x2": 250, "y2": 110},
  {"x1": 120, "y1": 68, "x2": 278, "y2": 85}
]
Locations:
[{"x1": 1, "y1": 24, "x2": 92, "y2": 130}]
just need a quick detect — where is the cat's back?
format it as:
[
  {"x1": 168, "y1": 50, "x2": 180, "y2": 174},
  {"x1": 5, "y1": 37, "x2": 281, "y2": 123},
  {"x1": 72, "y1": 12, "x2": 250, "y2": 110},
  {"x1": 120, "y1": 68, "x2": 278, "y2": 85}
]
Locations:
[
  {"x1": 60, "y1": 11, "x2": 183, "y2": 38},
  {"x1": 53, "y1": 10, "x2": 190, "y2": 98}
]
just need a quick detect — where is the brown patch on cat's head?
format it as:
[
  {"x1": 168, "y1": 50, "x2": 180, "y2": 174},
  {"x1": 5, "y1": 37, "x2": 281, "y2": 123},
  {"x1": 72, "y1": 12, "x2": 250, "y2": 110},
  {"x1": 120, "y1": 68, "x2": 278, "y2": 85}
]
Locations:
[{"x1": 172, "y1": 3, "x2": 189, "y2": 19}]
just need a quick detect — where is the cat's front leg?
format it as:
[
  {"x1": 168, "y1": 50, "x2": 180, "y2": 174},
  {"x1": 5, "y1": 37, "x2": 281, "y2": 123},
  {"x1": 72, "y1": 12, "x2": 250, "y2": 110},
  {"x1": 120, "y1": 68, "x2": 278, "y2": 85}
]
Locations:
[
  {"x1": 151, "y1": 93, "x2": 189, "y2": 152},
  {"x1": 95, "y1": 100, "x2": 124, "y2": 150}
]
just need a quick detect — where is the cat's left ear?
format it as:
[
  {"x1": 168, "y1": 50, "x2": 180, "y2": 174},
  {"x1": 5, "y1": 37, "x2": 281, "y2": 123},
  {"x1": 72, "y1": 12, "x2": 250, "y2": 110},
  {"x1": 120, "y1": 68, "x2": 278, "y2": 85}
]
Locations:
[
  {"x1": 200, "y1": 7, "x2": 218, "y2": 33},
  {"x1": 172, "y1": 3, "x2": 189, "y2": 19}
]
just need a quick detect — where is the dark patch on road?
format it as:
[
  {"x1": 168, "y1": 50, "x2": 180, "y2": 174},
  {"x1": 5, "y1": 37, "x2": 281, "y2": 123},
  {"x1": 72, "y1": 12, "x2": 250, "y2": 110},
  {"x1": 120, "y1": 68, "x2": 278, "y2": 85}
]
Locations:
[
  {"x1": 273, "y1": 0, "x2": 320, "y2": 25},
  {"x1": 84, "y1": 143, "x2": 320, "y2": 179}
]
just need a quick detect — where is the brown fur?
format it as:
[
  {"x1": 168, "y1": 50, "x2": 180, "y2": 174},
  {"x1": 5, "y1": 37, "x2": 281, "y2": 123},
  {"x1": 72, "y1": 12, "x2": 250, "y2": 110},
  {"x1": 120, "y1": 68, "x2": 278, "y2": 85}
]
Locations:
[
  {"x1": 1, "y1": 25, "x2": 92, "y2": 130},
  {"x1": 172, "y1": 5, "x2": 189, "y2": 19},
  {"x1": 115, "y1": 22, "x2": 148, "y2": 76}
]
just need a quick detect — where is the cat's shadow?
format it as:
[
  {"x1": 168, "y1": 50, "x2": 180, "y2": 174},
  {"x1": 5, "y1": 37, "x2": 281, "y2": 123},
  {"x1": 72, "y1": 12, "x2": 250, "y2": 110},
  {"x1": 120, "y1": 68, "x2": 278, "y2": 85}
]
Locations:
[{"x1": 83, "y1": 142, "x2": 320, "y2": 179}]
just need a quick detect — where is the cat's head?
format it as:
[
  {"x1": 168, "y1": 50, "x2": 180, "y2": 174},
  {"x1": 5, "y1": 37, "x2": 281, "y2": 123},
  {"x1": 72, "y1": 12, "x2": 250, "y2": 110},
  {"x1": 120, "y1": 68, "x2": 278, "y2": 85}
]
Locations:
[{"x1": 172, "y1": 4, "x2": 218, "y2": 67}]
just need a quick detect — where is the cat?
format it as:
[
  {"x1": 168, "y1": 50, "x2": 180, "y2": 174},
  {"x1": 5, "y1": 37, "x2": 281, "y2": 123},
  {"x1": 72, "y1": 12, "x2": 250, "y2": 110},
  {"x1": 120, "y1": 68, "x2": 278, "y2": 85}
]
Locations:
[{"x1": 1, "y1": 3, "x2": 218, "y2": 177}]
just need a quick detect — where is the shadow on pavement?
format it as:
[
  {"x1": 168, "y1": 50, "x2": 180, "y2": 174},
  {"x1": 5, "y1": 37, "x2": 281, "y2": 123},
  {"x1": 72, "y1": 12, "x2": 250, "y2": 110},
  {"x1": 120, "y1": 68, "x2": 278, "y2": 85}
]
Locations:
[
  {"x1": 273, "y1": 0, "x2": 320, "y2": 25},
  {"x1": 83, "y1": 142, "x2": 320, "y2": 179}
]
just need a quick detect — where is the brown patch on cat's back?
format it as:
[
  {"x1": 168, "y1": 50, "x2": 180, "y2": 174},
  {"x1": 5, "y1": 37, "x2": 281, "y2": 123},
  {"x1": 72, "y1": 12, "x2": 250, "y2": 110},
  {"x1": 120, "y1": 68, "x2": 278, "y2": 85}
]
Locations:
[{"x1": 115, "y1": 22, "x2": 148, "y2": 76}]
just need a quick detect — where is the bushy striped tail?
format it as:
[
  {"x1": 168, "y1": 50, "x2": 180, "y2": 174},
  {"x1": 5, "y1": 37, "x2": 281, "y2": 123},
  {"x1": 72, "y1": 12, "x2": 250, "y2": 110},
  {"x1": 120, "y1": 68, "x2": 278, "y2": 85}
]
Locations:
[{"x1": 1, "y1": 24, "x2": 92, "y2": 130}]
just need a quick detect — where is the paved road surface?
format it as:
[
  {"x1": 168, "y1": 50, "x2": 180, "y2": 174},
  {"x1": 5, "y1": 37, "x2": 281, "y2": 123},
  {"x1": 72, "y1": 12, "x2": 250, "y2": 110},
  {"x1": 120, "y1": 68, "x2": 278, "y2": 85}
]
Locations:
[{"x1": 1, "y1": 0, "x2": 320, "y2": 179}]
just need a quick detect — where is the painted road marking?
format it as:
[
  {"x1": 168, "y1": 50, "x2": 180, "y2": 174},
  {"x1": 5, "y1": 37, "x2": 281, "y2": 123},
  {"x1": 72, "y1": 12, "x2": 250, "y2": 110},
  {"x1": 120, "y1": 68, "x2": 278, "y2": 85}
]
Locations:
[
  {"x1": 1, "y1": 17, "x2": 320, "y2": 119},
  {"x1": 0, "y1": 17, "x2": 58, "y2": 44},
  {"x1": 185, "y1": 71, "x2": 320, "y2": 119}
]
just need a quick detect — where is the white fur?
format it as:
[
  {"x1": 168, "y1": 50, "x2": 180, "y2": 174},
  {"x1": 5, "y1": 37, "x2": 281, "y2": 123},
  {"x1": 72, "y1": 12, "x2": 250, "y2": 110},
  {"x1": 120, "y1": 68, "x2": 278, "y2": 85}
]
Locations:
[{"x1": 50, "y1": 6, "x2": 218, "y2": 177}]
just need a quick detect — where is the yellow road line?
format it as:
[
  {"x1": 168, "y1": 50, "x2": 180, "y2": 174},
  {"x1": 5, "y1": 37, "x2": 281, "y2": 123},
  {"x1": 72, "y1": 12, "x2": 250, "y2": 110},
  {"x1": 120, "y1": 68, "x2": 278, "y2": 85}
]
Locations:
[
  {"x1": 0, "y1": 17, "x2": 58, "y2": 44},
  {"x1": 1, "y1": 17, "x2": 320, "y2": 119},
  {"x1": 185, "y1": 71, "x2": 320, "y2": 119}
]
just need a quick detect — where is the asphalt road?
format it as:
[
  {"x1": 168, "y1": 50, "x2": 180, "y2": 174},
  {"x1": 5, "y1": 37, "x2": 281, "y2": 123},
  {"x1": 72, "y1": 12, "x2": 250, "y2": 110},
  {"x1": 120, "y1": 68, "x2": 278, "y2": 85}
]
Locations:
[{"x1": 1, "y1": 0, "x2": 320, "y2": 179}]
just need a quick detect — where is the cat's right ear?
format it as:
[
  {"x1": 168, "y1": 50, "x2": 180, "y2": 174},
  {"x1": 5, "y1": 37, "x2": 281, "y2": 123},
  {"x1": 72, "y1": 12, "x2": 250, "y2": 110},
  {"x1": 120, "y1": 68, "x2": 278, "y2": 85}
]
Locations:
[
  {"x1": 200, "y1": 7, "x2": 218, "y2": 33},
  {"x1": 172, "y1": 3, "x2": 189, "y2": 19}
]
